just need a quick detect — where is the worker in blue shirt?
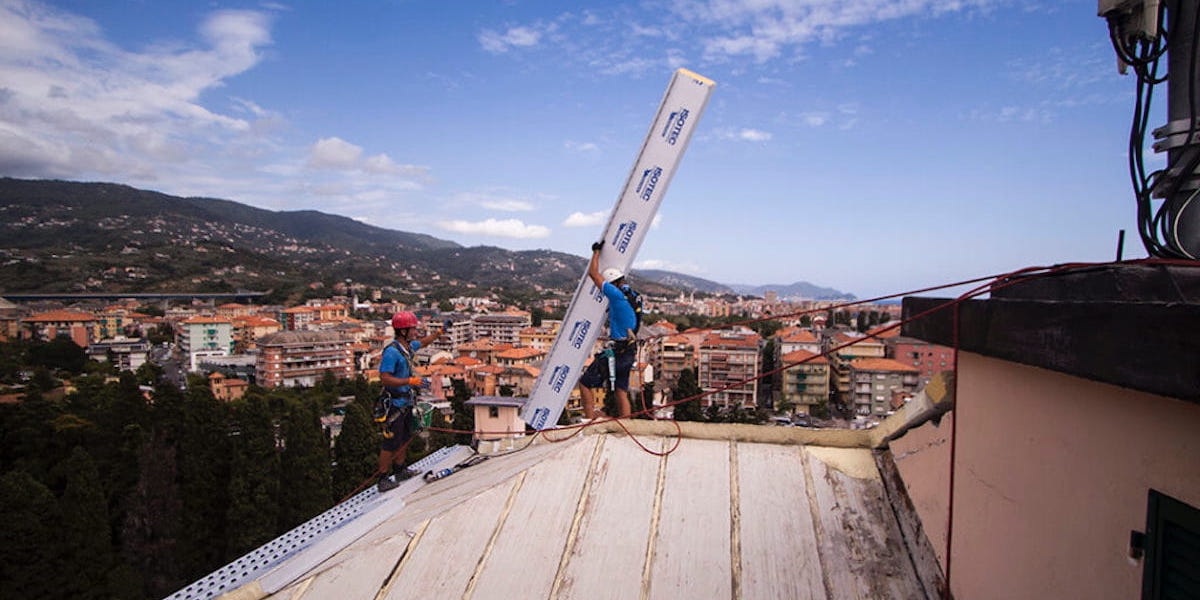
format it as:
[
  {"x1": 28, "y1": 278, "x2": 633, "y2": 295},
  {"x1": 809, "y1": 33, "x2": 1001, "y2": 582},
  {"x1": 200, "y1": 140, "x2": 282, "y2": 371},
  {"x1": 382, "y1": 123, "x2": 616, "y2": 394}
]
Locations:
[
  {"x1": 576, "y1": 241, "x2": 638, "y2": 420},
  {"x1": 376, "y1": 310, "x2": 441, "y2": 492}
]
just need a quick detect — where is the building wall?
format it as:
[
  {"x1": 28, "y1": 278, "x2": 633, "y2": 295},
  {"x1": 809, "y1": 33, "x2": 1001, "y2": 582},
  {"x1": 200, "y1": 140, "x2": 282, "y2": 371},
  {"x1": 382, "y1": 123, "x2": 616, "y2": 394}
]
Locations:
[
  {"x1": 471, "y1": 404, "x2": 525, "y2": 441},
  {"x1": 893, "y1": 352, "x2": 1200, "y2": 600}
]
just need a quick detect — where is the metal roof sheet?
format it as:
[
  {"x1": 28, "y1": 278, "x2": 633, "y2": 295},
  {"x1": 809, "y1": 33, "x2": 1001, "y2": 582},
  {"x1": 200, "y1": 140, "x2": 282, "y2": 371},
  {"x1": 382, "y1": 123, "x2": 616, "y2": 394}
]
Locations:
[{"x1": 193, "y1": 421, "x2": 939, "y2": 600}]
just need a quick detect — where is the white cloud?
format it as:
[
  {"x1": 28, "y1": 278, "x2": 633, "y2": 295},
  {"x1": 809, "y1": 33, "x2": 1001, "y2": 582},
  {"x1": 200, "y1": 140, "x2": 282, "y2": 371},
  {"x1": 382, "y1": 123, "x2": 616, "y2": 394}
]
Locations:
[
  {"x1": 307, "y1": 137, "x2": 362, "y2": 169},
  {"x1": 478, "y1": 25, "x2": 545, "y2": 53},
  {"x1": 563, "y1": 211, "x2": 606, "y2": 227},
  {"x1": 717, "y1": 127, "x2": 773, "y2": 142},
  {"x1": 437, "y1": 218, "x2": 551, "y2": 239},
  {"x1": 634, "y1": 258, "x2": 704, "y2": 274},
  {"x1": 675, "y1": 0, "x2": 1005, "y2": 63},
  {"x1": 455, "y1": 189, "x2": 536, "y2": 212},
  {"x1": 305, "y1": 137, "x2": 430, "y2": 178},
  {"x1": 0, "y1": 2, "x2": 273, "y2": 179},
  {"x1": 565, "y1": 140, "x2": 599, "y2": 153},
  {"x1": 482, "y1": 199, "x2": 534, "y2": 211}
]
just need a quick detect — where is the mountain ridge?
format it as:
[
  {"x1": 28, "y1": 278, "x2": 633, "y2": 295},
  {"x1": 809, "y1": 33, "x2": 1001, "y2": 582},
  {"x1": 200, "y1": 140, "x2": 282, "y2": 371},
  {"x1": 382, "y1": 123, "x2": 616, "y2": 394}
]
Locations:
[{"x1": 0, "y1": 178, "x2": 855, "y2": 302}]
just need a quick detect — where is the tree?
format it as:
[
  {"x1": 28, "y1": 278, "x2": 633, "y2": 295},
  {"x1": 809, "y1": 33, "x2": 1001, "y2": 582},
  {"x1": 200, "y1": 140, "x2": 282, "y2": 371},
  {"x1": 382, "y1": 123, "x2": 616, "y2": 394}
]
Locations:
[
  {"x1": 121, "y1": 426, "x2": 184, "y2": 598},
  {"x1": 448, "y1": 378, "x2": 475, "y2": 446},
  {"x1": 224, "y1": 395, "x2": 280, "y2": 559},
  {"x1": 57, "y1": 447, "x2": 121, "y2": 600},
  {"x1": 175, "y1": 384, "x2": 232, "y2": 580},
  {"x1": 331, "y1": 400, "x2": 377, "y2": 503},
  {"x1": 279, "y1": 400, "x2": 331, "y2": 531},
  {"x1": 27, "y1": 337, "x2": 88, "y2": 374},
  {"x1": 0, "y1": 470, "x2": 63, "y2": 599},
  {"x1": 672, "y1": 368, "x2": 704, "y2": 422}
]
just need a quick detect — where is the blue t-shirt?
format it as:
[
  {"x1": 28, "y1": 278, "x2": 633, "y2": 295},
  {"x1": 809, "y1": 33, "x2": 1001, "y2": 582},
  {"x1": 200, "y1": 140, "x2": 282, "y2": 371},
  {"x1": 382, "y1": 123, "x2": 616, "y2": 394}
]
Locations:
[
  {"x1": 380, "y1": 339, "x2": 422, "y2": 404},
  {"x1": 603, "y1": 282, "x2": 637, "y2": 341}
]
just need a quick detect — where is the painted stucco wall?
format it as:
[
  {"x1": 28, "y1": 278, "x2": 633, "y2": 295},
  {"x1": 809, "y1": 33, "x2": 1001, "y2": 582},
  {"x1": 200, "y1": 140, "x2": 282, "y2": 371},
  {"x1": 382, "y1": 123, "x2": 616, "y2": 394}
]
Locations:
[{"x1": 901, "y1": 352, "x2": 1200, "y2": 600}]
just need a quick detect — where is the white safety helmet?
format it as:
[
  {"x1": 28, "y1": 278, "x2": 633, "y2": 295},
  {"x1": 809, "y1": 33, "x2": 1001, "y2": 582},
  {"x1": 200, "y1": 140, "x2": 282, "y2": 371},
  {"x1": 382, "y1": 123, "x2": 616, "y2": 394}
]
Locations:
[{"x1": 601, "y1": 267, "x2": 624, "y2": 283}]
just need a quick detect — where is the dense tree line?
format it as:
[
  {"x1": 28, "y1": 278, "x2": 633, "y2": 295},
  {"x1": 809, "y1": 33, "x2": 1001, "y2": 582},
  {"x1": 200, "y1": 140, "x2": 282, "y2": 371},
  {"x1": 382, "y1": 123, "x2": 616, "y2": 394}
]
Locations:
[{"x1": 0, "y1": 339, "x2": 445, "y2": 599}]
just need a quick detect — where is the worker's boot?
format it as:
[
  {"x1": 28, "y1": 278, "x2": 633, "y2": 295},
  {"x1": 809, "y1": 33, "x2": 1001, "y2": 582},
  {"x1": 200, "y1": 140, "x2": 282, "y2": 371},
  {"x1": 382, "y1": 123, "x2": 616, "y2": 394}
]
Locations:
[{"x1": 376, "y1": 472, "x2": 399, "y2": 493}]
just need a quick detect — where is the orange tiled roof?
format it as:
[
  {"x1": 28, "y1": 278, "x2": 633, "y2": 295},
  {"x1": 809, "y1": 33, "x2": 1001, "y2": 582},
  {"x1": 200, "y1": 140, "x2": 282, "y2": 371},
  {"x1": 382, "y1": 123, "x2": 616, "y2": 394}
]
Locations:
[
  {"x1": 781, "y1": 349, "x2": 829, "y2": 364},
  {"x1": 25, "y1": 310, "x2": 96, "y2": 322},
  {"x1": 183, "y1": 316, "x2": 232, "y2": 325},
  {"x1": 496, "y1": 347, "x2": 546, "y2": 360},
  {"x1": 850, "y1": 357, "x2": 918, "y2": 372},
  {"x1": 780, "y1": 330, "x2": 819, "y2": 343}
]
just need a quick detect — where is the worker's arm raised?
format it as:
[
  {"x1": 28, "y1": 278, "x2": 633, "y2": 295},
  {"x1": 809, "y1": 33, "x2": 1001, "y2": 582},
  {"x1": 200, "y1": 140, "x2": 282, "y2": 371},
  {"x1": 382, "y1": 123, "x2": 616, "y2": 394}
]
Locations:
[{"x1": 587, "y1": 241, "x2": 605, "y2": 288}]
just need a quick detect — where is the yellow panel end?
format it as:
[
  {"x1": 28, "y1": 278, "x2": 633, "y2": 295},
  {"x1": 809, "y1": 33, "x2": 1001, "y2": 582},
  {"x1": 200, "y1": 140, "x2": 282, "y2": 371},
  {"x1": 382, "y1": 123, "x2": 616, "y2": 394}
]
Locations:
[{"x1": 676, "y1": 68, "x2": 716, "y2": 87}]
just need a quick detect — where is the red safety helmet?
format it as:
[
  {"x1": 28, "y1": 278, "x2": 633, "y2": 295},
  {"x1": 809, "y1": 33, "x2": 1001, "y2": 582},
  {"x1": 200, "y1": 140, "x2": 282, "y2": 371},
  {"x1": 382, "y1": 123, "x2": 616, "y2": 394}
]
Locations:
[{"x1": 391, "y1": 311, "x2": 418, "y2": 330}]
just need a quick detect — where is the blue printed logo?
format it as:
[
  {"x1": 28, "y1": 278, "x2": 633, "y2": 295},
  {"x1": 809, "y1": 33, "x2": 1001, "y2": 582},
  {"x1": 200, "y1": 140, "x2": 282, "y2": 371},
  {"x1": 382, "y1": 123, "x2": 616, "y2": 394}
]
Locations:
[
  {"x1": 530, "y1": 407, "x2": 550, "y2": 430},
  {"x1": 590, "y1": 286, "x2": 605, "y2": 303},
  {"x1": 548, "y1": 364, "x2": 571, "y2": 393},
  {"x1": 611, "y1": 220, "x2": 638, "y2": 254},
  {"x1": 569, "y1": 319, "x2": 592, "y2": 349},
  {"x1": 660, "y1": 108, "x2": 690, "y2": 145},
  {"x1": 637, "y1": 167, "x2": 663, "y2": 202}
]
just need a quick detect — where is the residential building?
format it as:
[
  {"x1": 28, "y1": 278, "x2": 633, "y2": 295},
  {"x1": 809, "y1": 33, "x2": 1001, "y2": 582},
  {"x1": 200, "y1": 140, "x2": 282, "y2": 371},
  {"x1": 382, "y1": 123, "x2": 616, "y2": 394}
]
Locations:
[
  {"x1": 456, "y1": 339, "x2": 504, "y2": 365},
  {"x1": 470, "y1": 314, "x2": 529, "y2": 345},
  {"x1": 178, "y1": 316, "x2": 234, "y2": 372},
  {"x1": 86, "y1": 336, "x2": 151, "y2": 372},
  {"x1": 518, "y1": 324, "x2": 558, "y2": 351},
  {"x1": 94, "y1": 306, "x2": 149, "y2": 340},
  {"x1": 231, "y1": 315, "x2": 282, "y2": 352},
  {"x1": 697, "y1": 331, "x2": 760, "y2": 410},
  {"x1": 463, "y1": 396, "x2": 527, "y2": 444},
  {"x1": 775, "y1": 327, "x2": 821, "y2": 357},
  {"x1": 279, "y1": 306, "x2": 318, "y2": 331},
  {"x1": 494, "y1": 347, "x2": 546, "y2": 368},
  {"x1": 848, "y1": 357, "x2": 919, "y2": 418},
  {"x1": 22, "y1": 310, "x2": 95, "y2": 346},
  {"x1": 216, "y1": 303, "x2": 253, "y2": 319},
  {"x1": 778, "y1": 349, "x2": 830, "y2": 417},
  {"x1": 256, "y1": 330, "x2": 354, "y2": 388},
  {"x1": 209, "y1": 372, "x2": 249, "y2": 402},
  {"x1": 889, "y1": 335, "x2": 955, "y2": 389},
  {"x1": 827, "y1": 330, "x2": 887, "y2": 407},
  {"x1": 644, "y1": 331, "x2": 694, "y2": 396}
]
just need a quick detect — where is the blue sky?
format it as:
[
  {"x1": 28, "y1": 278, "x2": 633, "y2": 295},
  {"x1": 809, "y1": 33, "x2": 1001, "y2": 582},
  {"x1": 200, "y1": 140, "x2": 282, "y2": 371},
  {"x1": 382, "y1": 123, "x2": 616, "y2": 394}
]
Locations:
[{"x1": 0, "y1": 0, "x2": 1151, "y2": 298}]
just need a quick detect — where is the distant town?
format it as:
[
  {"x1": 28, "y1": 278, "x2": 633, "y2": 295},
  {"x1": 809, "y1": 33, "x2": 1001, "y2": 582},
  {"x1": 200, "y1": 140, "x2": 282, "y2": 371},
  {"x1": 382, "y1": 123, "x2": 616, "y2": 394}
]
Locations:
[{"x1": 1, "y1": 285, "x2": 954, "y2": 432}]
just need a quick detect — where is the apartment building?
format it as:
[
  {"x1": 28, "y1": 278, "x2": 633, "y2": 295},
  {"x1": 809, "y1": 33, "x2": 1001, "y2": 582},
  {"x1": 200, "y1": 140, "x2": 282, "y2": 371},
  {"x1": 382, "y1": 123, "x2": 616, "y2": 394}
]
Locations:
[
  {"x1": 279, "y1": 306, "x2": 318, "y2": 331},
  {"x1": 86, "y1": 337, "x2": 151, "y2": 372},
  {"x1": 494, "y1": 347, "x2": 546, "y2": 368},
  {"x1": 94, "y1": 306, "x2": 149, "y2": 340},
  {"x1": 827, "y1": 330, "x2": 887, "y2": 407},
  {"x1": 848, "y1": 357, "x2": 920, "y2": 418},
  {"x1": 518, "y1": 324, "x2": 558, "y2": 351},
  {"x1": 256, "y1": 330, "x2": 354, "y2": 388},
  {"x1": 178, "y1": 316, "x2": 234, "y2": 372},
  {"x1": 889, "y1": 335, "x2": 955, "y2": 389},
  {"x1": 697, "y1": 332, "x2": 760, "y2": 410},
  {"x1": 778, "y1": 349, "x2": 830, "y2": 417},
  {"x1": 645, "y1": 332, "x2": 695, "y2": 394},
  {"x1": 230, "y1": 315, "x2": 282, "y2": 352},
  {"x1": 22, "y1": 310, "x2": 95, "y2": 346},
  {"x1": 471, "y1": 314, "x2": 529, "y2": 345}
]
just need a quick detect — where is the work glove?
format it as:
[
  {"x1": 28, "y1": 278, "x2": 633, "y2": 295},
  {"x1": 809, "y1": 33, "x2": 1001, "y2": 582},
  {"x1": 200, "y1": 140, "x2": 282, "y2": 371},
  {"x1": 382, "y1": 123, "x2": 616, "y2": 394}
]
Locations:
[
  {"x1": 405, "y1": 377, "x2": 431, "y2": 389},
  {"x1": 591, "y1": 240, "x2": 604, "y2": 252}
]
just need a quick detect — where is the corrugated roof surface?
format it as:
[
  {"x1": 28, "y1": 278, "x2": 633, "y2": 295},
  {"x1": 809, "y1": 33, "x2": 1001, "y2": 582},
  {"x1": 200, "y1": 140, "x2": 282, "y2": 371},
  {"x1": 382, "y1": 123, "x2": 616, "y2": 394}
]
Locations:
[{"x1": 212, "y1": 422, "x2": 938, "y2": 600}]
